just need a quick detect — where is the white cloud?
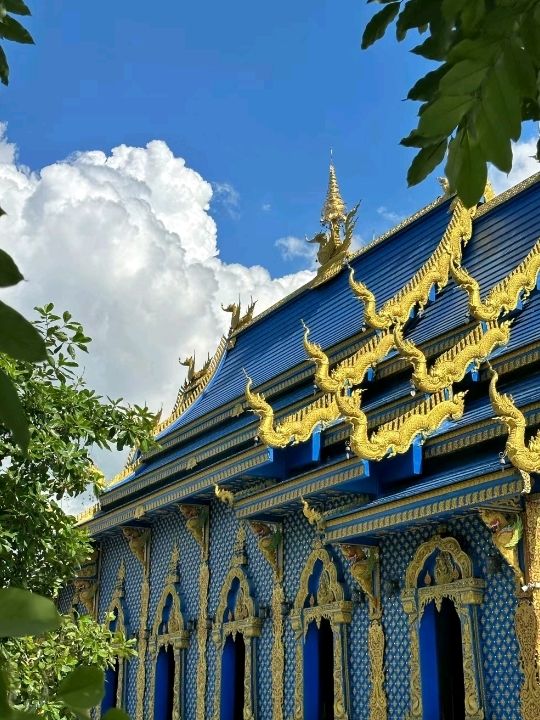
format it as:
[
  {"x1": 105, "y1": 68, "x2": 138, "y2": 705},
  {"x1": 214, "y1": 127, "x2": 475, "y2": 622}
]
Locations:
[
  {"x1": 275, "y1": 235, "x2": 315, "y2": 263},
  {"x1": 261, "y1": 203, "x2": 271, "y2": 212},
  {"x1": 0, "y1": 124, "x2": 313, "y2": 489},
  {"x1": 211, "y1": 181, "x2": 240, "y2": 218},
  {"x1": 490, "y1": 138, "x2": 540, "y2": 194},
  {"x1": 376, "y1": 206, "x2": 403, "y2": 225}
]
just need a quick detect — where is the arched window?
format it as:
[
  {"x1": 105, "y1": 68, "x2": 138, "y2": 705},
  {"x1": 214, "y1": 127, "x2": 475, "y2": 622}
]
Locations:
[
  {"x1": 100, "y1": 561, "x2": 129, "y2": 716},
  {"x1": 402, "y1": 534, "x2": 486, "y2": 720},
  {"x1": 291, "y1": 541, "x2": 352, "y2": 720},
  {"x1": 212, "y1": 525, "x2": 261, "y2": 720},
  {"x1": 149, "y1": 546, "x2": 189, "y2": 720}
]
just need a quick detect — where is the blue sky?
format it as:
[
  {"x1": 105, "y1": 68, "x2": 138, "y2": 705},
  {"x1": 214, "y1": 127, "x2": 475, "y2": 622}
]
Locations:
[{"x1": 3, "y1": 0, "x2": 448, "y2": 275}]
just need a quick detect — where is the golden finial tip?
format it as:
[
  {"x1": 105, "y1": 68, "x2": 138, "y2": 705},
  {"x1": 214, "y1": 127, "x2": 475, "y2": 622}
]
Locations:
[{"x1": 321, "y1": 162, "x2": 346, "y2": 226}]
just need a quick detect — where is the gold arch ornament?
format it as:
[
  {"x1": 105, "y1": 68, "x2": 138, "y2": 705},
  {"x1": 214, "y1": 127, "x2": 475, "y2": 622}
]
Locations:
[
  {"x1": 291, "y1": 540, "x2": 352, "y2": 720},
  {"x1": 401, "y1": 535, "x2": 486, "y2": 720},
  {"x1": 147, "y1": 545, "x2": 189, "y2": 720}
]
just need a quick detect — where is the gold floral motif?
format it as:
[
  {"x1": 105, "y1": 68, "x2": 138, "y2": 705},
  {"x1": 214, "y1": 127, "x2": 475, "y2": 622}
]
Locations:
[
  {"x1": 340, "y1": 544, "x2": 378, "y2": 615},
  {"x1": 394, "y1": 321, "x2": 511, "y2": 394},
  {"x1": 291, "y1": 540, "x2": 352, "y2": 720},
  {"x1": 348, "y1": 196, "x2": 478, "y2": 330},
  {"x1": 301, "y1": 498, "x2": 326, "y2": 533},
  {"x1": 451, "y1": 238, "x2": 540, "y2": 321},
  {"x1": 368, "y1": 619, "x2": 388, "y2": 720},
  {"x1": 122, "y1": 527, "x2": 150, "y2": 568},
  {"x1": 302, "y1": 322, "x2": 394, "y2": 394},
  {"x1": 245, "y1": 376, "x2": 338, "y2": 448},
  {"x1": 488, "y1": 367, "x2": 540, "y2": 492},
  {"x1": 336, "y1": 388, "x2": 466, "y2": 461},
  {"x1": 214, "y1": 483, "x2": 235, "y2": 507},
  {"x1": 135, "y1": 573, "x2": 150, "y2": 720},
  {"x1": 270, "y1": 582, "x2": 285, "y2": 720},
  {"x1": 402, "y1": 535, "x2": 485, "y2": 720},
  {"x1": 72, "y1": 547, "x2": 100, "y2": 617},
  {"x1": 249, "y1": 521, "x2": 282, "y2": 579},
  {"x1": 479, "y1": 508, "x2": 523, "y2": 584},
  {"x1": 195, "y1": 560, "x2": 210, "y2": 720},
  {"x1": 178, "y1": 504, "x2": 209, "y2": 550}
]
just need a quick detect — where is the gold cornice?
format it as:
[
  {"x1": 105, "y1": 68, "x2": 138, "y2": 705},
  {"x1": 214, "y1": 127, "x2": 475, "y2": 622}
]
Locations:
[{"x1": 326, "y1": 476, "x2": 522, "y2": 540}]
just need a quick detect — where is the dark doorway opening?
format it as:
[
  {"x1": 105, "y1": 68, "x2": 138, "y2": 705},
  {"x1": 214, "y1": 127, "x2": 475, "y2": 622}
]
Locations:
[
  {"x1": 220, "y1": 632, "x2": 246, "y2": 720},
  {"x1": 303, "y1": 618, "x2": 335, "y2": 720},
  {"x1": 154, "y1": 645, "x2": 175, "y2": 720},
  {"x1": 420, "y1": 598, "x2": 465, "y2": 720},
  {"x1": 101, "y1": 657, "x2": 119, "y2": 713}
]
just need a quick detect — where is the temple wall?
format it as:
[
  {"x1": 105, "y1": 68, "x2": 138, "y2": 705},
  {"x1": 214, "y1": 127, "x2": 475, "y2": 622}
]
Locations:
[{"x1": 85, "y1": 506, "x2": 523, "y2": 720}]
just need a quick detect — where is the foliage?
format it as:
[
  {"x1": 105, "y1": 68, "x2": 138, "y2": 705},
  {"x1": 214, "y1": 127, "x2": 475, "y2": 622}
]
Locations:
[
  {"x1": 0, "y1": 0, "x2": 34, "y2": 86},
  {"x1": 362, "y1": 0, "x2": 540, "y2": 206},
  {"x1": 0, "y1": 304, "x2": 157, "y2": 595},
  {"x1": 0, "y1": 612, "x2": 135, "y2": 720}
]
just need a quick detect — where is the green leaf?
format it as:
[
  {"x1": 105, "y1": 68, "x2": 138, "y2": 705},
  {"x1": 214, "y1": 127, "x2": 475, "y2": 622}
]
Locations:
[
  {"x1": 411, "y1": 30, "x2": 453, "y2": 61},
  {"x1": 56, "y1": 666, "x2": 105, "y2": 712},
  {"x1": 0, "y1": 248, "x2": 23, "y2": 287},
  {"x1": 0, "y1": 588, "x2": 61, "y2": 637},
  {"x1": 396, "y1": 0, "x2": 440, "y2": 39},
  {"x1": 361, "y1": 3, "x2": 400, "y2": 49},
  {"x1": 441, "y1": 0, "x2": 467, "y2": 21},
  {"x1": 461, "y1": 0, "x2": 485, "y2": 32},
  {"x1": 446, "y1": 129, "x2": 487, "y2": 208},
  {"x1": 102, "y1": 711, "x2": 130, "y2": 720},
  {"x1": 0, "y1": 15, "x2": 34, "y2": 44},
  {"x1": 439, "y1": 59, "x2": 490, "y2": 96},
  {"x1": 0, "y1": 44, "x2": 8, "y2": 85},
  {"x1": 407, "y1": 138, "x2": 447, "y2": 186},
  {"x1": 407, "y1": 65, "x2": 447, "y2": 101},
  {"x1": 400, "y1": 130, "x2": 446, "y2": 148},
  {"x1": 482, "y1": 54, "x2": 521, "y2": 142},
  {"x1": 417, "y1": 95, "x2": 475, "y2": 138},
  {"x1": 0, "y1": 300, "x2": 47, "y2": 361},
  {"x1": 4, "y1": 0, "x2": 32, "y2": 15},
  {"x1": 0, "y1": 367, "x2": 29, "y2": 450},
  {"x1": 502, "y1": 38, "x2": 536, "y2": 99}
]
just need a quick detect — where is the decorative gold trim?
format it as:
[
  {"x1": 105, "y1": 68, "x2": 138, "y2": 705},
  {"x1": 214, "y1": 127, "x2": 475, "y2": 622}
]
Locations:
[
  {"x1": 291, "y1": 540, "x2": 352, "y2": 720},
  {"x1": 72, "y1": 548, "x2": 100, "y2": 617},
  {"x1": 348, "y1": 196, "x2": 478, "y2": 330},
  {"x1": 148, "y1": 545, "x2": 189, "y2": 720},
  {"x1": 301, "y1": 498, "x2": 326, "y2": 532},
  {"x1": 248, "y1": 521, "x2": 284, "y2": 720},
  {"x1": 402, "y1": 535, "x2": 485, "y2": 720},
  {"x1": 222, "y1": 298, "x2": 257, "y2": 335},
  {"x1": 212, "y1": 525, "x2": 261, "y2": 720},
  {"x1": 245, "y1": 376, "x2": 338, "y2": 448},
  {"x1": 75, "y1": 502, "x2": 100, "y2": 526},
  {"x1": 395, "y1": 321, "x2": 511, "y2": 394},
  {"x1": 489, "y1": 367, "x2": 540, "y2": 492},
  {"x1": 451, "y1": 238, "x2": 540, "y2": 321},
  {"x1": 125, "y1": 528, "x2": 151, "y2": 720},
  {"x1": 337, "y1": 388, "x2": 466, "y2": 461},
  {"x1": 214, "y1": 483, "x2": 235, "y2": 507},
  {"x1": 516, "y1": 495, "x2": 540, "y2": 719},
  {"x1": 478, "y1": 508, "x2": 524, "y2": 584},
  {"x1": 108, "y1": 560, "x2": 128, "y2": 711}
]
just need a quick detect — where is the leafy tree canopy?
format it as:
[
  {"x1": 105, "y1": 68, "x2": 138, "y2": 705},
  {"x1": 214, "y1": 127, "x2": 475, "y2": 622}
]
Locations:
[
  {"x1": 0, "y1": 0, "x2": 34, "y2": 86},
  {"x1": 362, "y1": 0, "x2": 540, "y2": 206}
]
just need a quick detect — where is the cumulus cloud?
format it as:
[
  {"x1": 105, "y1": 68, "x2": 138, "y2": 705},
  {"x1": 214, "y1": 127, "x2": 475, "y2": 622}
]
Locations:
[
  {"x1": 0, "y1": 124, "x2": 313, "y2": 485},
  {"x1": 376, "y1": 206, "x2": 403, "y2": 225},
  {"x1": 490, "y1": 138, "x2": 540, "y2": 194},
  {"x1": 211, "y1": 181, "x2": 240, "y2": 219},
  {"x1": 275, "y1": 235, "x2": 316, "y2": 263}
]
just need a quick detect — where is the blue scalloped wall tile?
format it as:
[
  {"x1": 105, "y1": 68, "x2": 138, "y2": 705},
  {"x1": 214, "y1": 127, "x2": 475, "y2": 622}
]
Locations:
[{"x1": 93, "y1": 506, "x2": 521, "y2": 720}]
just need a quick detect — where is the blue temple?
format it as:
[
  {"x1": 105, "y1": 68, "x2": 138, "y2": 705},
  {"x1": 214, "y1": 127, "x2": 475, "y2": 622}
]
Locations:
[{"x1": 64, "y1": 169, "x2": 540, "y2": 720}]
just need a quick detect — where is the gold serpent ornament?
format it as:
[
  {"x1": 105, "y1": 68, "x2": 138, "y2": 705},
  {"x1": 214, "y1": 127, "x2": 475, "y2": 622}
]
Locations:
[
  {"x1": 488, "y1": 368, "x2": 540, "y2": 492},
  {"x1": 245, "y1": 376, "x2": 338, "y2": 447},
  {"x1": 347, "y1": 195, "x2": 479, "y2": 330},
  {"x1": 336, "y1": 388, "x2": 466, "y2": 461},
  {"x1": 450, "y1": 238, "x2": 540, "y2": 321},
  {"x1": 394, "y1": 321, "x2": 511, "y2": 394},
  {"x1": 302, "y1": 321, "x2": 395, "y2": 394}
]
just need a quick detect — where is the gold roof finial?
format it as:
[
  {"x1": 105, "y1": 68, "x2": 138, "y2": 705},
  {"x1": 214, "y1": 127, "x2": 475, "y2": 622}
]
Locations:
[{"x1": 321, "y1": 156, "x2": 346, "y2": 226}]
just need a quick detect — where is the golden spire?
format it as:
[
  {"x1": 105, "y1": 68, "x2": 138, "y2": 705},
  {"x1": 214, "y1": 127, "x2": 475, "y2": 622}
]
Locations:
[{"x1": 321, "y1": 162, "x2": 346, "y2": 225}]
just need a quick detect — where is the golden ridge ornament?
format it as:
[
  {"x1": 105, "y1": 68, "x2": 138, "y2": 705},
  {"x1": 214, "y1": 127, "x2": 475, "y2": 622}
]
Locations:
[
  {"x1": 336, "y1": 388, "x2": 466, "y2": 461},
  {"x1": 479, "y1": 508, "x2": 523, "y2": 584},
  {"x1": 450, "y1": 238, "x2": 540, "y2": 321},
  {"x1": 489, "y1": 368, "x2": 540, "y2": 492},
  {"x1": 394, "y1": 320, "x2": 511, "y2": 394},
  {"x1": 214, "y1": 483, "x2": 235, "y2": 507}
]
